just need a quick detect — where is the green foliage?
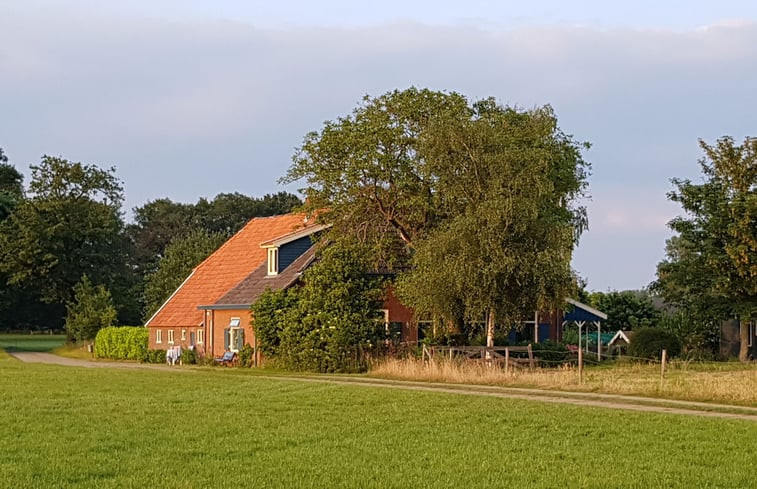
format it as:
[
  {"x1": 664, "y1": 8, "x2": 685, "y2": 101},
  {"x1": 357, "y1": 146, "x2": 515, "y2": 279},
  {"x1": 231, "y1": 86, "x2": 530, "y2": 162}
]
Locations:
[
  {"x1": 65, "y1": 276, "x2": 118, "y2": 342},
  {"x1": 588, "y1": 290, "x2": 660, "y2": 329},
  {"x1": 628, "y1": 327, "x2": 682, "y2": 360},
  {"x1": 142, "y1": 229, "x2": 226, "y2": 321},
  {"x1": 180, "y1": 347, "x2": 197, "y2": 365},
  {"x1": 238, "y1": 344, "x2": 254, "y2": 367},
  {"x1": 251, "y1": 287, "x2": 299, "y2": 357},
  {"x1": 0, "y1": 156, "x2": 134, "y2": 327},
  {"x1": 654, "y1": 136, "x2": 756, "y2": 360},
  {"x1": 0, "y1": 148, "x2": 24, "y2": 222},
  {"x1": 93, "y1": 326, "x2": 148, "y2": 360},
  {"x1": 251, "y1": 242, "x2": 386, "y2": 373},
  {"x1": 658, "y1": 310, "x2": 719, "y2": 357},
  {"x1": 285, "y1": 88, "x2": 589, "y2": 338},
  {"x1": 127, "y1": 192, "x2": 301, "y2": 275},
  {"x1": 141, "y1": 348, "x2": 167, "y2": 364}
]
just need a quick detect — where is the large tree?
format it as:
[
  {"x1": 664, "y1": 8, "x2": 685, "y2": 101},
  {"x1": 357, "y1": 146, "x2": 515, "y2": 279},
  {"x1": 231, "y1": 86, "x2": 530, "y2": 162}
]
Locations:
[
  {"x1": 0, "y1": 156, "x2": 133, "y2": 323},
  {"x1": 0, "y1": 148, "x2": 24, "y2": 221},
  {"x1": 588, "y1": 290, "x2": 660, "y2": 330},
  {"x1": 285, "y1": 89, "x2": 589, "y2": 345},
  {"x1": 284, "y1": 88, "x2": 472, "y2": 267},
  {"x1": 397, "y1": 102, "x2": 589, "y2": 345},
  {"x1": 655, "y1": 136, "x2": 756, "y2": 361}
]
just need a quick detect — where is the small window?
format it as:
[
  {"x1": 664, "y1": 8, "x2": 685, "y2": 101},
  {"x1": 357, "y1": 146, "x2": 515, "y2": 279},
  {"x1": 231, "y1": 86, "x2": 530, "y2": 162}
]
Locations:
[
  {"x1": 229, "y1": 317, "x2": 241, "y2": 328},
  {"x1": 156, "y1": 330, "x2": 162, "y2": 344},
  {"x1": 267, "y1": 247, "x2": 279, "y2": 276},
  {"x1": 197, "y1": 329, "x2": 204, "y2": 344},
  {"x1": 168, "y1": 330, "x2": 174, "y2": 344},
  {"x1": 181, "y1": 329, "x2": 186, "y2": 341}
]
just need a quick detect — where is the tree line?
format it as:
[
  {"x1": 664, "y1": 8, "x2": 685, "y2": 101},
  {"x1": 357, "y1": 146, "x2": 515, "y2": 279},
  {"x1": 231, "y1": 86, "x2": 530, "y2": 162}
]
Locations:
[{"x1": 0, "y1": 151, "x2": 300, "y2": 336}]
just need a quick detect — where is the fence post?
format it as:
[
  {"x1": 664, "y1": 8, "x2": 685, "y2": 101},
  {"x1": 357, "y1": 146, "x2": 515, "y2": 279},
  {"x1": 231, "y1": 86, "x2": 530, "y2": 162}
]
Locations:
[
  {"x1": 505, "y1": 347, "x2": 510, "y2": 374},
  {"x1": 578, "y1": 347, "x2": 583, "y2": 385},
  {"x1": 660, "y1": 349, "x2": 667, "y2": 386}
]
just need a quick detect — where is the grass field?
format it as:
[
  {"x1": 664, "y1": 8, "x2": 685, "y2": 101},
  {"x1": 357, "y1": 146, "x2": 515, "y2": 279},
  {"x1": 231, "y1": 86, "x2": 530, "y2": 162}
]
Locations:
[
  {"x1": 0, "y1": 333, "x2": 66, "y2": 352},
  {"x1": 1, "y1": 355, "x2": 755, "y2": 488}
]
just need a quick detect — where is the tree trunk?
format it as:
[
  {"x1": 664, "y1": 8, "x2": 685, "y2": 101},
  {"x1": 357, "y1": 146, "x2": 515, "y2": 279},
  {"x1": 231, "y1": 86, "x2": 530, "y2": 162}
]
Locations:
[
  {"x1": 738, "y1": 316, "x2": 750, "y2": 363},
  {"x1": 486, "y1": 308, "x2": 495, "y2": 348}
]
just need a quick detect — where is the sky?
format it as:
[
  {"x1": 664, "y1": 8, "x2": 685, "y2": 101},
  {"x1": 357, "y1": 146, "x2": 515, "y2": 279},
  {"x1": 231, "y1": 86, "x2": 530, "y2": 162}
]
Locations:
[{"x1": 1, "y1": 1, "x2": 756, "y2": 292}]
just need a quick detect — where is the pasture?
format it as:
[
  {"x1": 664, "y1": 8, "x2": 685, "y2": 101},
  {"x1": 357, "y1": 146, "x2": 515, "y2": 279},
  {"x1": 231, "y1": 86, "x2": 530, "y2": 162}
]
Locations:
[
  {"x1": 0, "y1": 333, "x2": 65, "y2": 352},
  {"x1": 1, "y1": 353, "x2": 755, "y2": 488}
]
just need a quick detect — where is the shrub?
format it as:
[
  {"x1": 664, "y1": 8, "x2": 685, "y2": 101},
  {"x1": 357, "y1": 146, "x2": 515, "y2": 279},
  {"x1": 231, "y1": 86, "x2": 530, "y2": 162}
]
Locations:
[
  {"x1": 239, "y1": 344, "x2": 254, "y2": 367},
  {"x1": 66, "y1": 275, "x2": 118, "y2": 342},
  {"x1": 94, "y1": 326, "x2": 148, "y2": 360},
  {"x1": 141, "y1": 349, "x2": 166, "y2": 364},
  {"x1": 531, "y1": 340, "x2": 571, "y2": 364},
  {"x1": 181, "y1": 348, "x2": 197, "y2": 365},
  {"x1": 251, "y1": 242, "x2": 386, "y2": 373},
  {"x1": 628, "y1": 327, "x2": 681, "y2": 360}
]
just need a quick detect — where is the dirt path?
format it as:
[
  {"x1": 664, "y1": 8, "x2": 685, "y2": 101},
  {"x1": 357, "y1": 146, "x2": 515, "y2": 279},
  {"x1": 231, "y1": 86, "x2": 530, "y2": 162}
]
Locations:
[
  {"x1": 9, "y1": 351, "x2": 178, "y2": 370},
  {"x1": 10, "y1": 352, "x2": 757, "y2": 422}
]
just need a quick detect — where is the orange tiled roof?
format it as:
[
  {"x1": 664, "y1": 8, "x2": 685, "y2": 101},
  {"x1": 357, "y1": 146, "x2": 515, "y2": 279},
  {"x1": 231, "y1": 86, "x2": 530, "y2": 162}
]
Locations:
[{"x1": 146, "y1": 213, "x2": 310, "y2": 327}]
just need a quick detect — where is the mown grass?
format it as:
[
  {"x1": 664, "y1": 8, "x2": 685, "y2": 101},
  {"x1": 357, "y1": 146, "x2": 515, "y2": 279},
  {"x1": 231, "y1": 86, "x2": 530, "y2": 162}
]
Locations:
[
  {"x1": 1, "y1": 356, "x2": 755, "y2": 488},
  {"x1": 0, "y1": 333, "x2": 66, "y2": 352},
  {"x1": 371, "y1": 357, "x2": 757, "y2": 406}
]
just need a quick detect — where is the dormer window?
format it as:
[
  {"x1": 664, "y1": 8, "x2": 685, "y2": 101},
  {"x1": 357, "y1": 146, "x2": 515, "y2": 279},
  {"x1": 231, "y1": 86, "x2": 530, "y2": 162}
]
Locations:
[{"x1": 267, "y1": 247, "x2": 279, "y2": 276}]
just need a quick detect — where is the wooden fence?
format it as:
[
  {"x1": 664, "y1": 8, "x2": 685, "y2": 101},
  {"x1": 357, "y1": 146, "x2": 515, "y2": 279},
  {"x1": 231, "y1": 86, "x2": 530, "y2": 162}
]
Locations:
[{"x1": 422, "y1": 344, "x2": 535, "y2": 370}]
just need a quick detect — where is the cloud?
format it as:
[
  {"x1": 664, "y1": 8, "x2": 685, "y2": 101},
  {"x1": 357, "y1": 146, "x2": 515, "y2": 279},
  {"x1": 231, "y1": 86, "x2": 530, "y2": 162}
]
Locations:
[{"x1": 1, "y1": 11, "x2": 755, "y2": 289}]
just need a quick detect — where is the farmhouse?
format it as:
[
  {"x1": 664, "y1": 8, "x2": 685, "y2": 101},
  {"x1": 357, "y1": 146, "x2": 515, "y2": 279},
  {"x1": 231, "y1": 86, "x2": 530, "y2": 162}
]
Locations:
[
  {"x1": 146, "y1": 212, "x2": 601, "y2": 360},
  {"x1": 145, "y1": 213, "x2": 413, "y2": 359}
]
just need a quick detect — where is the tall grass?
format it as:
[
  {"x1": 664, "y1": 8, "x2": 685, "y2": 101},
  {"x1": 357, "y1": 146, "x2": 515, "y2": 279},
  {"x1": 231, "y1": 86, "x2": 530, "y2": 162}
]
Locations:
[{"x1": 370, "y1": 357, "x2": 757, "y2": 405}]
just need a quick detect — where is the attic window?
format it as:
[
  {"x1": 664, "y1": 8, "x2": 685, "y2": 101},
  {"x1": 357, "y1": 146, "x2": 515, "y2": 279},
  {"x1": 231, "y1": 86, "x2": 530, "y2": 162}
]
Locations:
[{"x1": 267, "y1": 247, "x2": 279, "y2": 276}]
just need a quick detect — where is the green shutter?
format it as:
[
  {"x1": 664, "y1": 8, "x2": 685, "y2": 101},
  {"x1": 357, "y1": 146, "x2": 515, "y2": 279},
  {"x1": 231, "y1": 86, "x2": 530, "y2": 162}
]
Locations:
[
  {"x1": 223, "y1": 328, "x2": 230, "y2": 350},
  {"x1": 236, "y1": 329, "x2": 245, "y2": 351}
]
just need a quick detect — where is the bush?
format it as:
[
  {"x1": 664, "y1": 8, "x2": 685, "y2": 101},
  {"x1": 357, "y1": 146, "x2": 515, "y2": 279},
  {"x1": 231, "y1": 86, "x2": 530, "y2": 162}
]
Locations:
[
  {"x1": 181, "y1": 348, "x2": 197, "y2": 365},
  {"x1": 66, "y1": 276, "x2": 118, "y2": 342},
  {"x1": 531, "y1": 340, "x2": 571, "y2": 364},
  {"x1": 141, "y1": 349, "x2": 166, "y2": 364},
  {"x1": 628, "y1": 327, "x2": 681, "y2": 360},
  {"x1": 94, "y1": 326, "x2": 148, "y2": 360},
  {"x1": 239, "y1": 344, "x2": 254, "y2": 367}
]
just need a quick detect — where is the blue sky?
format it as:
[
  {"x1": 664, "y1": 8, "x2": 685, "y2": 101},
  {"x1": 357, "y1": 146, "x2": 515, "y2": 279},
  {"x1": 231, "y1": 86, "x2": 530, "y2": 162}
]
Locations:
[{"x1": 2, "y1": 1, "x2": 756, "y2": 291}]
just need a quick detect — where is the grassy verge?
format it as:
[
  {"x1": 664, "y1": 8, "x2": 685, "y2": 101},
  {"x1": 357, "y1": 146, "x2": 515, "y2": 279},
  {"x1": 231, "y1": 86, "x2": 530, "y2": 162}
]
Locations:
[
  {"x1": 1, "y1": 361, "x2": 755, "y2": 488},
  {"x1": 370, "y1": 357, "x2": 757, "y2": 406},
  {"x1": 0, "y1": 333, "x2": 66, "y2": 352}
]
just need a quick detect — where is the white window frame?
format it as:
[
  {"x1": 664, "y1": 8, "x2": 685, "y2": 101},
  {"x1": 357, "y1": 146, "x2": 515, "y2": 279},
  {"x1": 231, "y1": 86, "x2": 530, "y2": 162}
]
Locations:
[
  {"x1": 229, "y1": 328, "x2": 242, "y2": 352},
  {"x1": 181, "y1": 329, "x2": 186, "y2": 341},
  {"x1": 197, "y1": 328, "x2": 204, "y2": 344},
  {"x1": 167, "y1": 329, "x2": 174, "y2": 344},
  {"x1": 267, "y1": 247, "x2": 279, "y2": 276},
  {"x1": 156, "y1": 329, "x2": 162, "y2": 344}
]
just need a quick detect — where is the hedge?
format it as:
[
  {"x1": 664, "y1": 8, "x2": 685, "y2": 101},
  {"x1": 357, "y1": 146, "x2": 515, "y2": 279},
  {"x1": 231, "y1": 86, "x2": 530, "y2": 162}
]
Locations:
[
  {"x1": 628, "y1": 327, "x2": 682, "y2": 360},
  {"x1": 94, "y1": 326, "x2": 149, "y2": 360}
]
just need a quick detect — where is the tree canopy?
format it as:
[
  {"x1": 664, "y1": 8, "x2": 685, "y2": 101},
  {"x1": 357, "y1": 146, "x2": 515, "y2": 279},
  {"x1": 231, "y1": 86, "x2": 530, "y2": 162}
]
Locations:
[
  {"x1": 0, "y1": 148, "x2": 24, "y2": 221},
  {"x1": 0, "y1": 156, "x2": 127, "y2": 310},
  {"x1": 654, "y1": 136, "x2": 756, "y2": 360},
  {"x1": 285, "y1": 88, "x2": 590, "y2": 343}
]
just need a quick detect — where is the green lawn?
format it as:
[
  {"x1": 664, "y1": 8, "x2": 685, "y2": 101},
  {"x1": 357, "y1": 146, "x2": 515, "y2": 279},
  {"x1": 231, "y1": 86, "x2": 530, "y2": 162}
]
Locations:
[
  {"x1": 0, "y1": 356, "x2": 755, "y2": 488},
  {"x1": 0, "y1": 333, "x2": 66, "y2": 352}
]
